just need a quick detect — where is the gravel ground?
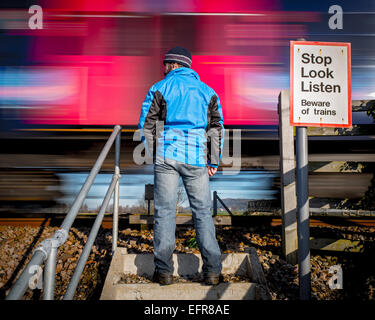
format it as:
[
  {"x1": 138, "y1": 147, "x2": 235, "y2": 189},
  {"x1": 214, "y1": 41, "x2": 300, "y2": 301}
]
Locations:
[{"x1": 0, "y1": 223, "x2": 374, "y2": 300}]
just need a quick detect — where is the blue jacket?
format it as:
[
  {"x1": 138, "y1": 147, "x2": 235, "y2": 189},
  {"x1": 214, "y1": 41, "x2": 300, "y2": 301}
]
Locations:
[{"x1": 138, "y1": 67, "x2": 225, "y2": 168}]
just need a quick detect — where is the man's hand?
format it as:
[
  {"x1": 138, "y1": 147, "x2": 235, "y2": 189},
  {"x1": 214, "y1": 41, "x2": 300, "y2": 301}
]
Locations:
[{"x1": 207, "y1": 166, "x2": 217, "y2": 177}]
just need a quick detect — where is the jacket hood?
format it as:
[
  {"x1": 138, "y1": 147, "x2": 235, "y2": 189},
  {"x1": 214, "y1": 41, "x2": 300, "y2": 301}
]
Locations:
[{"x1": 165, "y1": 67, "x2": 200, "y2": 81}]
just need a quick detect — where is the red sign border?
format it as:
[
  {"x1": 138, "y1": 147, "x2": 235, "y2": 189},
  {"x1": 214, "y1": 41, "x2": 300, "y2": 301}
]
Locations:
[{"x1": 290, "y1": 41, "x2": 352, "y2": 128}]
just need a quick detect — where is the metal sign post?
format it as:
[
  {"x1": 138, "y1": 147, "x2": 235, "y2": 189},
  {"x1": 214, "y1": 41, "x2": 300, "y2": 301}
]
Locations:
[
  {"x1": 290, "y1": 40, "x2": 351, "y2": 300},
  {"x1": 296, "y1": 126, "x2": 310, "y2": 300}
]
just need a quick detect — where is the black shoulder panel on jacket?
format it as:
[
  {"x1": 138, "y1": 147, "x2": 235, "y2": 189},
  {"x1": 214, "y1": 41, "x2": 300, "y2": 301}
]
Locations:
[
  {"x1": 144, "y1": 90, "x2": 167, "y2": 132},
  {"x1": 206, "y1": 94, "x2": 223, "y2": 166},
  {"x1": 143, "y1": 90, "x2": 167, "y2": 157}
]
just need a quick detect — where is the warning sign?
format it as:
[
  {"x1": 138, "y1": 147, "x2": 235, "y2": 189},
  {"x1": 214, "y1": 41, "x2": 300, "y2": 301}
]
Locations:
[{"x1": 290, "y1": 41, "x2": 351, "y2": 127}]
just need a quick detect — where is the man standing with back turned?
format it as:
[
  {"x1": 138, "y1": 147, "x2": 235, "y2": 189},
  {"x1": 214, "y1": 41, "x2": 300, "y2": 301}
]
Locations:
[{"x1": 138, "y1": 46, "x2": 225, "y2": 286}]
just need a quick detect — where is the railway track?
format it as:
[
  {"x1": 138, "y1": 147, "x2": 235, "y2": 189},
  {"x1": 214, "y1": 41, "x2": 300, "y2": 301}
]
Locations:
[
  {"x1": 0, "y1": 217, "x2": 115, "y2": 229},
  {"x1": 269, "y1": 218, "x2": 375, "y2": 227},
  {"x1": 1, "y1": 215, "x2": 375, "y2": 228}
]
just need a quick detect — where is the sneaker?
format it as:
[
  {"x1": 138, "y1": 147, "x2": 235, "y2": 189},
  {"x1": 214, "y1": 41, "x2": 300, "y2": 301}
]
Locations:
[
  {"x1": 204, "y1": 273, "x2": 222, "y2": 285},
  {"x1": 152, "y1": 271, "x2": 173, "y2": 285}
]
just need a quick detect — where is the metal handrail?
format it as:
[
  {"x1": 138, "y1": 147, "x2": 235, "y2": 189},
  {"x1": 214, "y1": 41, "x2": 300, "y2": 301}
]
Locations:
[{"x1": 6, "y1": 125, "x2": 122, "y2": 300}]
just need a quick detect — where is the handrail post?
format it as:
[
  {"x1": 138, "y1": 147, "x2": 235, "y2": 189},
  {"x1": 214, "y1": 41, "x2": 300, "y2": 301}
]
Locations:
[
  {"x1": 43, "y1": 240, "x2": 59, "y2": 300},
  {"x1": 6, "y1": 228, "x2": 67, "y2": 300},
  {"x1": 112, "y1": 129, "x2": 121, "y2": 253},
  {"x1": 64, "y1": 175, "x2": 119, "y2": 300}
]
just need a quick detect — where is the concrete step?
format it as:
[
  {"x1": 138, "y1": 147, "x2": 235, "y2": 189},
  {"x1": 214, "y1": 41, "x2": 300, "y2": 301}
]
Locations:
[
  {"x1": 100, "y1": 247, "x2": 271, "y2": 300},
  {"x1": 108, "y1": 282, "x2": 257, "y2": 300}
]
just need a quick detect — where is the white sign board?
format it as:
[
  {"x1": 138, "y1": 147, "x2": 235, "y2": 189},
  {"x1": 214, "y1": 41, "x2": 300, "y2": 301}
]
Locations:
[{"x1": 290, "y1": 41, "x2": 351, "y2": 127}]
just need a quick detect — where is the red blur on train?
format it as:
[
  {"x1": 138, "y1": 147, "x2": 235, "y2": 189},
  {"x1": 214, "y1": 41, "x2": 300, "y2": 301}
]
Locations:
[{"x1": 3, "y1": 0, "x2": 318, "y2": 126}]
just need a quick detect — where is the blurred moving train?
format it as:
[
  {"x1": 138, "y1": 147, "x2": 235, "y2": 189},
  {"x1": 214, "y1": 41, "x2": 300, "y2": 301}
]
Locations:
[
  {"x1": 0, "y1": 0, "x2": 374, "y2": 129},
  {"x1": 0, "y1": 0, "x2": 374, "y2": 210}
]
